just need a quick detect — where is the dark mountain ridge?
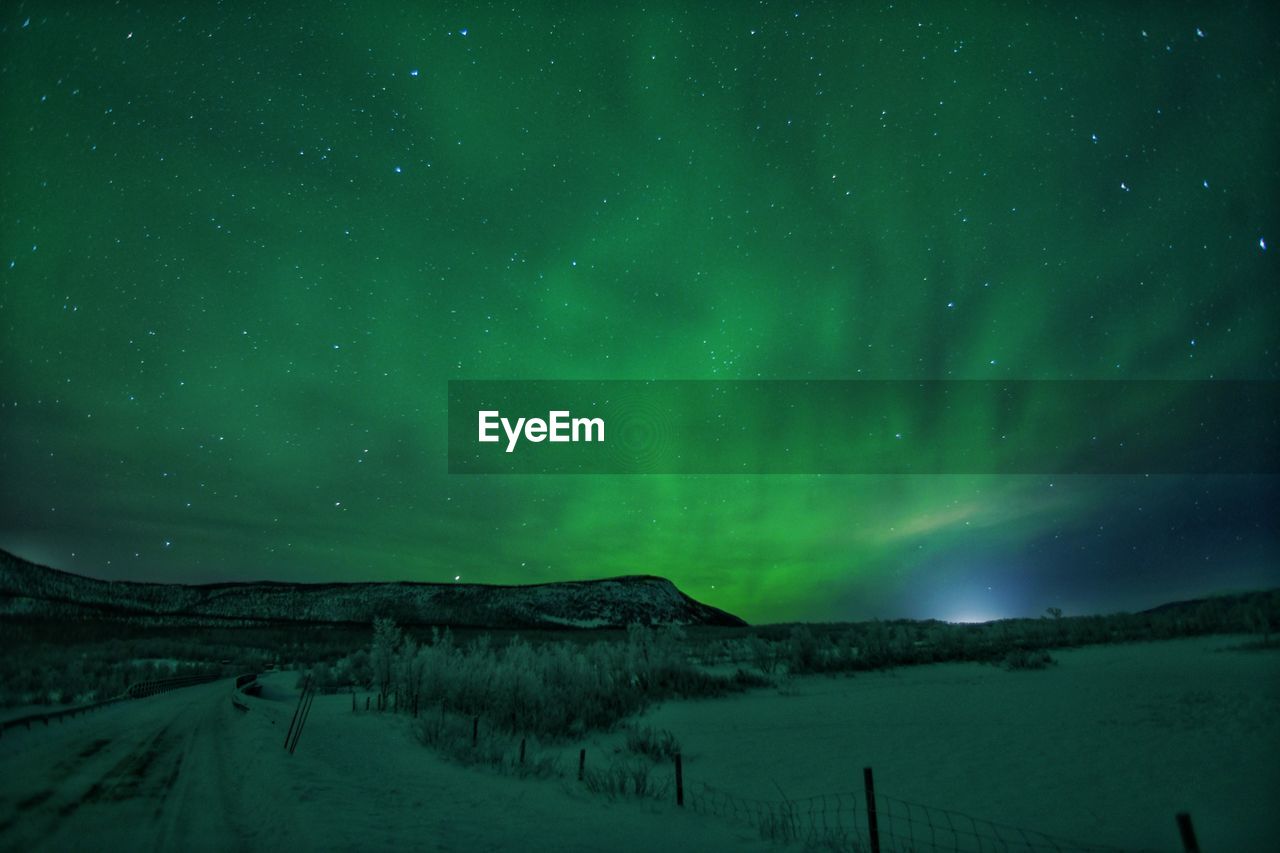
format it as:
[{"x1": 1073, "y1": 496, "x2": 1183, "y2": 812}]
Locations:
[{"x1": 0, "y1": 549, "x2": 746, "y2": 629}]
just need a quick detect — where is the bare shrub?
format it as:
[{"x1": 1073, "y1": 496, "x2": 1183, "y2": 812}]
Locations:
[
  {"x1": 371, "y1": 621, "x2": 751, "y2": 741},
  {"x1": 625, "y1": 725, "x2": 681, "y2": 761},
  {"x1": 1002, "y1": 648, "x2": 1055, "y2": 670},
  {"x1": 582, "y1": 758, "x2": 670, "y2": 800}
]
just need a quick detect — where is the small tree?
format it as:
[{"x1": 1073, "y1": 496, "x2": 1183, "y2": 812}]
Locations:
[
  {"x1": 747, "y1": 634, "x2": 778, "y2": 676},
  {"x1": 787, "y1": 625, "x2": 820, "y2": 673},
  {"x1": 1246, "y1": 604, "x2": 1272, "y2": 647},
  {"x1": 370, "y1": 617, "x2": 403, "y2": 708}
]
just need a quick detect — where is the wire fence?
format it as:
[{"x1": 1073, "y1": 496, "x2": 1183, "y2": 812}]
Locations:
[
  {"x1": 874, "y1": 792, "x2": 1157, "y2": 853},
  {"x1": 690, "y1": 784, "x2": 866, "y2": 849},
  {"x1": 346, "y1": 695, "x2": 1195, "y2": 852},
  {"x1": 688, "y1": 777, "x2": 1170, "y2": 853}
]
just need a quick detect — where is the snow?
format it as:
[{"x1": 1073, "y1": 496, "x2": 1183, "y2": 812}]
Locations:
[
  {"x1": 2, "y1": 636, "x2": 1274, "y2": 851},
  {"x1": 0, "y1": 674, "x2": 780, "y2": 851},
  {"x1": 604, "y1": 635, "x2": 1280, "y2": 852},
  {"x1": 539, "y1": 615, "x2": 612, "y2": 629}
]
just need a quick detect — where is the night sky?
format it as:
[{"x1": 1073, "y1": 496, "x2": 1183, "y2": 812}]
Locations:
[{"x1": 2, "y1": 3, "x2": 1277, "y2": 624}]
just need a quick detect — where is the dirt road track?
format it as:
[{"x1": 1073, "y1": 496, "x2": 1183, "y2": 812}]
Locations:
[
  {"x1": 0, "y1": 674, "x2": 779, "y2": 853},
  {"x1": 0, "y1": 680, "x2": 246, "y2": 851}
]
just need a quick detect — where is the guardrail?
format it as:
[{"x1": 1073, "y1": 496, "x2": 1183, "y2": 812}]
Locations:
[
  {"x1": 1, "y1": 672, "x2": 224, "y2": 738},
  {"x1": 231, "y1": 672, "x2": 260, "y2": 711},
  {"x1": 0, "y1": 696, "x2": 123, "y2": 738},
  {"x1": 125, "y1": 673, "x2": 220, "y2": 698}
]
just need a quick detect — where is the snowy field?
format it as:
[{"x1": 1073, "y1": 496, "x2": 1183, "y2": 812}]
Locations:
[
  {"x1": 570, "y1": 634, "x2": 1278, "y2": 852},
  {"x1": 0, "y1": 634, "x2": 1275, "y2": 852},
  {"x1": 0, "y1": 674, "x2": 779, "y2": 852}
]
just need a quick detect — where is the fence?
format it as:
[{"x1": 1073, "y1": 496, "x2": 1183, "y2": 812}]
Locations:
[
  {"x1": 345, "y1": 697, "x2": 1200, "y2": 852},
  {"x1": 1, "y1": 672, "x2": 224, "y2": 738},
  {"x1": 343, "y1": 691, "x2": 1198, "y2": 850},
  {"x1": 124, "y1": 673, "x2": 220, "y2": 698},
  {"x1": 230, "y1": 672, "x2": 259, "y2": 712},
  {"x1": 0, "y1": 696, "x2": 123, "y2": 738},
  {"x1": 685, "y1": 767, "x2": 1180, "y2": 853},
  {"x1": 394, "y1": 704, "x2": 1189, "y2": 851}
]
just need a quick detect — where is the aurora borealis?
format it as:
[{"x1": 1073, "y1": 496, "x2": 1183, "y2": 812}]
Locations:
[{"x1": 1, "y1": 2, "x2": 1276, "y2": 623}]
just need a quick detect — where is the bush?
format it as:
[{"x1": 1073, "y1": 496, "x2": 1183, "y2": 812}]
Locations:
[
  {"x1": 417, "y1": 708, "x2": 561, "y2": 778},
  {"x1": 787, "y1": 625, "x2": 821, "y2": 673},
  {"x1": 730, "y1": 668, "x2": 772, "y2": 689},
  {"x1": 367, "y1": 622, "x2": 755, "y2": 741},
  {"x1": 582, "y1": 758, "x2": 670, "y2": 800},
  {"x1": 1002, "y1": 648, "x2": 1055, "y2": 670},
  {"x1": 625, "y1": 725, "x2": 681, "y2": 761}
]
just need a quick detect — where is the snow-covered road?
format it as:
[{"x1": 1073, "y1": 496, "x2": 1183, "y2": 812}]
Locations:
[
  {"x1": 0, "y1": 680, "x2": 250, "y2": 850},
  {"x1": 0, "y1": 674, "x2": 779, "y2": 852}
]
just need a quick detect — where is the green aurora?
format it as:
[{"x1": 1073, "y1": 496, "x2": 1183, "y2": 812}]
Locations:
[{"x1": 1, "y1": 2, "x2": 1277, "y2": 622}]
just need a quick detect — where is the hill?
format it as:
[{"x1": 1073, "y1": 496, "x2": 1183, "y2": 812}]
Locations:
[{"x1": 0, "y1": 549, "x2": 746, "y2": 629}]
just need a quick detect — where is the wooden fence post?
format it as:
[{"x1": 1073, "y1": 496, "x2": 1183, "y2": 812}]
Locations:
[
  {"x1": 352, "y1": 692, "x2": 356, "y2": 713},
  {"x1": 519, "y1": 738, "x2": 526, "y2": 765},
  {"x1": 1175, "y1": 813, "x2": 1201, "y2": 853},
  {"x1": 472, "y1": 716, "x2": 479, "y2": 747},
  {"x1": 675, "y1": 753, "x2": 684, "y2": 807},
  {"x1": 863, "y1": 767, "x2": 880, "y2": 853},
  {"x1": 365, "y1": 696, "x2": 370, "y2": 711},
  {"x1": 578, "y1": 748, "x2": 586, "y2": 781}
]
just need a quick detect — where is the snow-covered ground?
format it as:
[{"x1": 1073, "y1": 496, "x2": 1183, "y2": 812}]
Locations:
[
  {"x1": 0, "y1": 674, "x2": 779, "y2": 852},
  {"x1": 1, "y1": 636, "x2": 1275, "y2": 852},
  {"x1": 571, "y1": 634, "x2": 1277, "y2": 852}
]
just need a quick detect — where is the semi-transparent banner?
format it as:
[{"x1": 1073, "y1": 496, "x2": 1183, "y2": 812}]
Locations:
[{"x1": 447, "y1": 380, "x2": 1279, "y2": 474}]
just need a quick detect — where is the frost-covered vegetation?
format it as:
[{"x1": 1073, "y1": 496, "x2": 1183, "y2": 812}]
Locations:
[
  {"x1": 0, "y1": 655, "x2": 219, "y2": 708},
  {"x1": 286, "y1": 589, "x2": 1275, "y2": 783},
  {"x1": 0, "y1": 622, "x2": 321, "y2": 709},
  {"x1": 295, "y1": 590, "x2": 1279, "y2": 745},
  {"x1": 308, "y1": 621, "x2": 765, "y2": 740},
  {"x1": 7, "y1": 588, "x2": 1273, "y2": 717},
  {"x1": 687, "y1": 589, "x2": 1280, "y2": 677}
]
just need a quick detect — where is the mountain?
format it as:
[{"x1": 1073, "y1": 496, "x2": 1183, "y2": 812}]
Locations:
[
  {"x1": 0, "y1": 549, "x2": 745, "y2": 629},
  {"x1": 1137, "y1": 590, "x2": 1273, "y2": 617}
]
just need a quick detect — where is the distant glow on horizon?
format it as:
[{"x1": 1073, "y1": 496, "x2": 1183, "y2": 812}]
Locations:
[
  {"x1": 944, "y1": 612, "x2": 1005, "y2": 626},
  {"x1": 0, "y1": 3, "x2": 1277, "y2": 624}
]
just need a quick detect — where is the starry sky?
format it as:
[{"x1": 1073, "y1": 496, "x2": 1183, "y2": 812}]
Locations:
[{"x1": 1, "y1": 2, "x2": 1277, "y2": 624}]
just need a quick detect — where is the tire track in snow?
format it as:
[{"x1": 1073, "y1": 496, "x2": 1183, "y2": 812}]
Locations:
[{"x1": 0, "y1": 682, "x2": 236, "y2": 851}]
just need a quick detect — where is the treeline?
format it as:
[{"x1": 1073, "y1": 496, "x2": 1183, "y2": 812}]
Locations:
[
  {"x1": 694, "y1": 589, "x2": 1280, "y2": 676},
  {"x1": 0, "y1": 655, "x2": 222, "y2": 708},
  {"x1": 301, "y1": 589, "x2": 1278, "y2": 743},
  {"x1": 0, "y1": 623, "x2": 297, "y2": 708},
  {"x1": 305, "y1": 621, "x2": 766, "y2": 740}
]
